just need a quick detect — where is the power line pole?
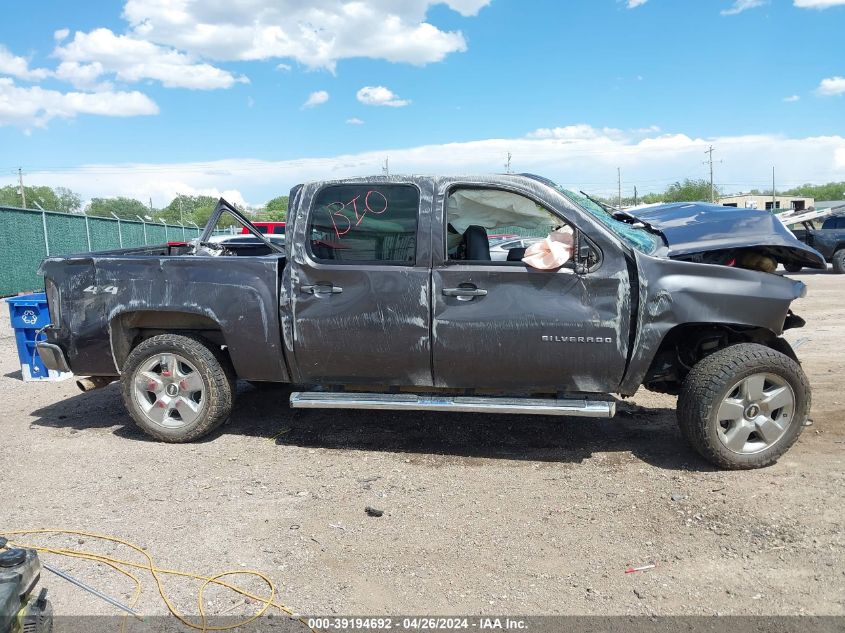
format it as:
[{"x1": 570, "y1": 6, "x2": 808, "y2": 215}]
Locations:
[
  {"x1": 17, "y1": 167, "x2": 26, "y2": 208},
  {"x1": 772, "y1": 166, "x2": 776, "y2": 212},
  {"x1": 505, "y1": 152, "x2": 512, "y2": 174},
  {"x1": 704, "y1": 146, "x2": 715, "y2": 203},
  {"x1": 617, "y1": 167, "x2": 622, "y2": 209},
  {"x1": 382, "y1": 157, "x2": 390, "y2": 176},
  {"x1": 633, "y1": 185, "x2": 638, "y2": 207}
]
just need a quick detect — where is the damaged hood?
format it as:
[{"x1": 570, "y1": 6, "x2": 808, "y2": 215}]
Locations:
[{"x1": 622, "y1": 202, "x2": 826, "y2": 269}]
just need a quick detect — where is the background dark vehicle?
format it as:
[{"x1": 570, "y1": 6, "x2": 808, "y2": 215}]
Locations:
[
  {"x1": 37, "y1": 175, "x2": 825, "y2": 469},
  {"x1": 787, "y1": 213, "x2": 845, "y2": 273}
]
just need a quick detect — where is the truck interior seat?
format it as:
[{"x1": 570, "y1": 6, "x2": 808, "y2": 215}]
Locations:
[
  {"x1": 507, "y1": 247, "x2": 527, "y2": 261},
  {"x1": 464, "y1": 225, "x2": 491, "y2": 260}
]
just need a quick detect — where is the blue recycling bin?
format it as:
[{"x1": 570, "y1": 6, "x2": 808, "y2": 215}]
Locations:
[{"x1": 6, "y1": 293, "x2": 69, "y2": 381}]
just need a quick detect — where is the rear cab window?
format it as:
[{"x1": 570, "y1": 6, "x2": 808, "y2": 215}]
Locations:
[{"x1": 307, "y1": 184, "x2": 420, "y2": 264}]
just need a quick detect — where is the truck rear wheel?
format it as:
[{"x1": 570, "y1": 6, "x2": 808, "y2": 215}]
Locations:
[
  {"x1": 783, "y1": 262, "x2": 802, "y2": 273},
  {"x1": 121, "y1": 334, "x2": 235, "y2": 442},
  {"x1": 832, "y1": 249, "x2": 845, "y2": 274},
  {"x1": 677, "y1": 343, "x2": 810, "y2": 469}
]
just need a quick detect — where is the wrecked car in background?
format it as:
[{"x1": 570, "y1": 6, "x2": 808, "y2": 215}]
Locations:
[{"x1": 37, "y1": 174, "x2": 826, "y2": 469}]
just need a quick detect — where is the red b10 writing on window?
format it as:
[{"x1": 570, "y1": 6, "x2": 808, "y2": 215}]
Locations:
[{"x1": 324, "y1": 190, "x2": 388, "y2": 239}]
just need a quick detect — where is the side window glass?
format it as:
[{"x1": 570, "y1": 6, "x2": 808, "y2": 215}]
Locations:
[
  {"x1": 308, "y1": 185, "x2": 419, "y2": 263},
  {"x1": 446, "y1": 188, "x2": 571, "y2": 264}
]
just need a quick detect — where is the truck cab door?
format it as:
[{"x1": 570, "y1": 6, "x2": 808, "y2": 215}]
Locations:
[
  {"x1": 285, "y1": 180, "x2": 433, "y2": 386},
  {"x1": 430, "y1": 183, "x2": 632, "y2": 393}
]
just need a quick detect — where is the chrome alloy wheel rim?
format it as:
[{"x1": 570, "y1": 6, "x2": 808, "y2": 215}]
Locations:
[
  {"x1": 132, "y1": 353, "x2": 204, "y2": 429},
  {"x1": 716, "y1": 372, "x2": 795, "y2": 455}
]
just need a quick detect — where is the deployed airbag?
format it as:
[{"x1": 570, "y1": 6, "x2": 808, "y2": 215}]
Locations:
[
  {"x1": 447, "y1": 189, "x2": 554, "y2": 233},
  {"x1": 522, "y1": 227, "x2": 574, "y2": 270}
]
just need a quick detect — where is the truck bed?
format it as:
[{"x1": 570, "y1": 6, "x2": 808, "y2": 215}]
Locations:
[{"x1": 40, "y1": 247, "x2": 289, "y2": 382}]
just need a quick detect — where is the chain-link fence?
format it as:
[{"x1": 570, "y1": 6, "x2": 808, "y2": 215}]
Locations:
[{"x1": 0, "y1": 206, "x2": 224, "y2": 296}]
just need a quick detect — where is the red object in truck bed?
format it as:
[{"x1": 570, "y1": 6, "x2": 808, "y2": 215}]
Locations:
[{"x1": 242, "y1": 222, "x2": 286, "y2": 235}]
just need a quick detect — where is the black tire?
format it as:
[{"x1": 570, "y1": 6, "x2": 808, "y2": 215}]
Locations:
[
  {"x1": 122, "y1": 333, "x2": 236, "y2": 442},
  {"x1": 677, "y1": 343, "x2": 810, "y2": 470},
  {"x1": 783, "y1": 262, "x2": 803, "y2": 273},
  {"x1": 832, "y1": 249, "x2": 845, "y2": 274}
]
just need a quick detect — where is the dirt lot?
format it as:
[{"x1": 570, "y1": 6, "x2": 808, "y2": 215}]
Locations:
[{"x1": 0, "y1": 271, "x2": 843, "y2": 621}]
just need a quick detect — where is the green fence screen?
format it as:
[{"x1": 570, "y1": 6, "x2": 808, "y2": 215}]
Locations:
[{"x1": 0, "y1": 206, "x2": 210, "y2": 296}]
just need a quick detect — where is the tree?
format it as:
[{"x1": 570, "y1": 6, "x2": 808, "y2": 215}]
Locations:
[
  {"x1": 0, "y1": 184, "x2": 82, "y2": 212},
  {"x1": 782, "y1": 181, "x2": 845, "y2": 201},
  {"x1": 54, "y1": 187, "x2": 82, "y2": 213},
  {"x1": 261, "y1": 195, "x2": 289, "y2": 221},
  {"x1": 86, "y1": 197, "x2": 150, "y2": 219},
  {"x1": 156, "y1": 194, "x2": 218, "y2": 226},
  {"x1": 663, "y1": 179, "x2": 716, "y2": 203},
  {"x1": 0, "y1": 185, "x2": 26, "y2": 208}
]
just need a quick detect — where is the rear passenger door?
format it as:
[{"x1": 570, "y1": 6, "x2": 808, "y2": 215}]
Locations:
[{"x1": 288, "y1": 180, "x2": 434, "y2": 386}]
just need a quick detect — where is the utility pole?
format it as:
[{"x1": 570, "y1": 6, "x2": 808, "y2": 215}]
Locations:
[
  {"x1": 617, "y1": 167, "x2": 622, "y2": 209},
  {"x1": 505, "y1": 152, "x2": 512, "y2": 174},
  {"x1": 178, "y1": 194, "x2": 184, "y2": 225},
  {"x1": 772, "y1": 166, "x2": 776, "y2": 212},
  {"x1": 633, "y1": 186, "x2": 638, "y2": 207},
  {"x1": 382, "y1": 157, "x2": 390, "y2": 177},
  {"x1": 17, "y1": 167, "x2": 26, "y2": 208},
  {"x1": 704, "y1": 146, "x2": 716, "y2": 202}
]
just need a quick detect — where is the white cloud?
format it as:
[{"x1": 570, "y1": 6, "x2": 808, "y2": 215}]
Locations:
[
  {"x1": 794, "y1": 0, "x2": 845, "y2": 7},
  {"x1": 817, "y1": 76, "x2": 845, "y2": 96},
  {"x1": 627, "y1": 0, "x2": 648, "y2": 8},
  {"x1": 9, "y1": 126, "x2": 845, "y2": 206},
  {"x1": 54, "y1": 29, "x2": 70, "y2": 42},
  {"x1": 721, "y1": 0, "x2": 766, "y2": 15},
  {"x1": 55, "y1": 28, "x2": 247, "y2": 90},
  {"x1": 0, "y1": 77, "x2": 158, "y2": 128},
  {"x1": 302, "y1": 90, "x2": 329, "y2": 108},
  {"x1": 783, "y1": 94, "x2": 801, "y2": 102},
  {"x1": 356, "y1": 85, "x2": 410, "y2": 107},
  {"x1": 0, "y1": 45, "x2": 50, "y2": 81},
  {"x1": 528, "y1": 124, "x2": 623, "y2": 140},
  {"x1": 54, "y1": 61, "x2": 112, "y2": 91},
  {"x1": 346, "y1": 117, "x2": 365, "y2": 125},
  {"x1": 440, "y1": 0, "x2": 493, "y2": 16},
  {"x1": 122, "y1": 0, "x2": 491, "y2": 70},
  {"x1": 275, "y1": 63, "x2": 292, "y2": 72}
]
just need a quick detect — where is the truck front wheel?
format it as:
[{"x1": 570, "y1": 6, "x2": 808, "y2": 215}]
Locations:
[
  {"x1": 677, "y1": 343, "x2": 810, "y2": 469},
  {"x1": 121, "y1": 334, "x2": 235, "y2": 442},
  {"x1": 832, "y1": 249, "x2": 845, "y2": 274}
]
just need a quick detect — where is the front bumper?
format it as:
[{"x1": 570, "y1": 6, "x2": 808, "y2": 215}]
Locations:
[{"x1": 35, "y1": 342, "x2": 71, "y2": 373}]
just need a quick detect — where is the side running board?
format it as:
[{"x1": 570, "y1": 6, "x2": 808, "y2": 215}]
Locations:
[{"x1": 289, "y1": 392, "x2": 615, "y2": 418}]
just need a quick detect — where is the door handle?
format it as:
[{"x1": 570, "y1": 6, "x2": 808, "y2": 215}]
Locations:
[
  {"x1": 301, "y1": 284, "x2": 343, "y2": 295},
  {"x1": 443, "y1": 287, "x2": 487, "y2": 298}
]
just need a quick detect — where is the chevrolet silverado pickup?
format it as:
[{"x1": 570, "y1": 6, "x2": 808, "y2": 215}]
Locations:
[{"x1": 37, "y1": 174, "x2": 826, "y2": 469}]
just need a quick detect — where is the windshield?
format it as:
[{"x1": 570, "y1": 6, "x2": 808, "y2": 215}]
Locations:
[{"x1": 553, "y1": 186, "x2": 662, "y2": 254}]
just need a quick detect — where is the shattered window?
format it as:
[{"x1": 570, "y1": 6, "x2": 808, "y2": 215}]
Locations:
[
  {"x1": 308, "y1": 185, "x2": 419, "y2": 264},
  {"x1": 554, "y1": 187, "x2": 661, "y2": 255}
]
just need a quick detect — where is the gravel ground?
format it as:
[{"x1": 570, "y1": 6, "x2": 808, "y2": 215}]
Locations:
[{"x1": 0, "y1": 271, "x2": 842, "y2": 622}]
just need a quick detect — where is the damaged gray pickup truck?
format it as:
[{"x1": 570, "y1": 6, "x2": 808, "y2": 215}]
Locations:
[{"x1": 37, "y1": 174, "x2": 827, "y2": 469}]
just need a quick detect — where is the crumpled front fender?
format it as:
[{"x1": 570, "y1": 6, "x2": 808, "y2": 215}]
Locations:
[{"x1": 618, "y1": 253, "x2": 806, "y2": 395}]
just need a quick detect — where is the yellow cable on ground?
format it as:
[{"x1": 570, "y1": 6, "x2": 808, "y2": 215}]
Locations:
[{"x1": 2, "y1": 529, "x2": 316, "y2": 633}]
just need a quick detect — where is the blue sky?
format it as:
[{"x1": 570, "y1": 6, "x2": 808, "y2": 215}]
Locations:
[{"x1": 1, "y1": 0, "x2": 844, "y2": 205}]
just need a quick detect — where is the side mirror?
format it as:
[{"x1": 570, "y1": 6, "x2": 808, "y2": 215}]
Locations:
[{"x1": 574, "y1": 232, "x2": 601, "y2": 274}]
